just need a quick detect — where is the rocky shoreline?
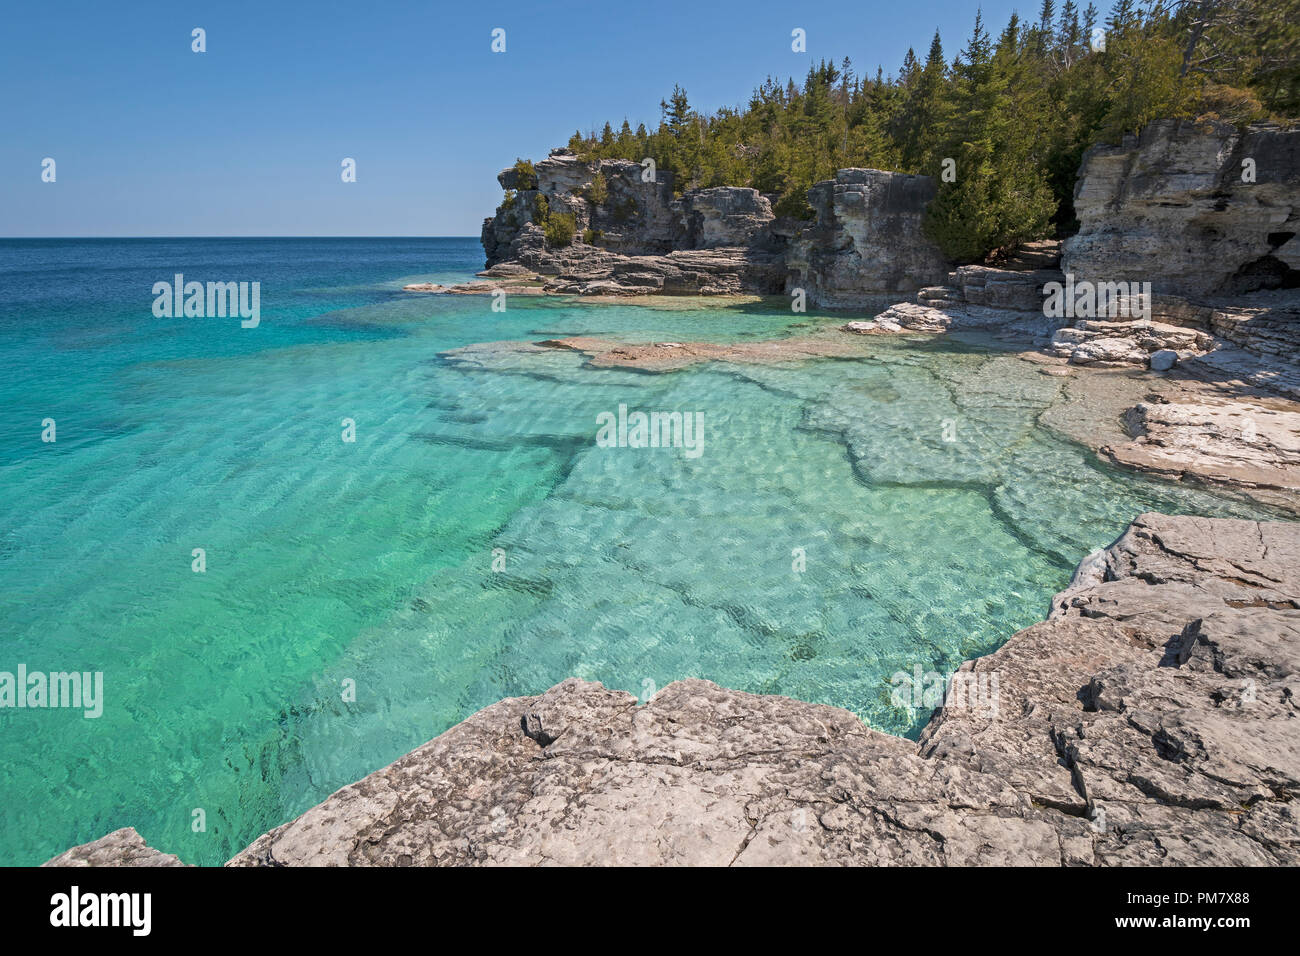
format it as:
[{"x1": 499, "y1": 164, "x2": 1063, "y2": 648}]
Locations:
[
  {"x1": 426, "y1": 120, "x2": 1298, "y2": 330},
  {"x1": 425, "y1": 119, "x2": 1299, "y2": 383},
  {"x1": 410, "y1": 117, "x2": 1300, "y2": 516},
  {"x1": 47, "y1": 512, "x2": 1299, "y2": 866},
  {"x1": 41, "y1": 118, "x2": 1299, "y2": 869}
]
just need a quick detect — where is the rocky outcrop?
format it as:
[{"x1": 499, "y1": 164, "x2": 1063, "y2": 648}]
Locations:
[
  {"x1": 507, "y1": 238, "x2": 788, "y2": 297},
  {"x1": 467, "y1": 334, "x2": 862, "y2": 372},
  {"x1": 1009, "y1": 324, "x2": 1300, "y2": 513},
  {"x1": 479, "y1": 149, "x2": 787, "y2": 296},
  {"x1": 786, "y1": 169, "x2": 950, "y2": 308},
  {"x1": 1204, "y1": 291, "x2": 1300, "y2": 359},
  {"x1": 862, "y1": 257, "x2": 1224, "y2": 370},
  {"x1": 42, "y1": 828, "x2": 188, "y2": 867},
  {"x1": 1064, "y1": 119, "x2": 1300, "y2": 297},
  {"x1": 475, "y1": 121, "x2": 1299, "y2": 323},
  {"x1": 214, "y1": 513, "x2": 1298, "y2": 867},
  {"x1": 478, "y1": 152, "x2": 949, "y2": 300},
  {"x1": 868, "y1": 266, "x2": 1297, "y2": 376},
  {"x1": 853, "y1": 120, "x2": 1300, "y2": 371},
  {"x1": 1048, "y1": 319, "x2": 1216, "y2": 368},
  {"x1": 1038, "y1": 289, "x2": 1300, "y2": 371}
]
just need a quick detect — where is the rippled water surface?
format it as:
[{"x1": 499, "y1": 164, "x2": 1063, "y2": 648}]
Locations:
[{"x1": 0, "y1": 238, "x2": 1278, "y2": 865}]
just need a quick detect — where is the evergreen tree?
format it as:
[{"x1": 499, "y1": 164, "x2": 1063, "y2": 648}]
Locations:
[
  {"x1": 1039, "y1": 0, "x2": 1056, "y2": 35},
  {"x1": 563, "y1": 0, "x2": 1295, "y2": 261}
]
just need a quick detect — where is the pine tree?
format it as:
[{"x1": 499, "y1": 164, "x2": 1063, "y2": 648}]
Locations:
[
  {"x1": 900, "y1": 47, "x2": 919, "y2": 82},
  {"x1": 1039, "y1": 0, "x2": 1056, "y2": 36},
  {"x1": 925, "y1": 9, "x2": 1055, "y2": 259},
  {"x1": 1082, "y1": 4, "x2": 1098, "y2": 49},
  {"x1": 662, "y1": 85, "x2": 691, "y2": 136},
  {"x1": 1057, "y1": 1, "x2": 1081, "y2": 67},
  {"x1": 1107, "y1": 0, "x2": 1134, "y2": 32},
  {"x1": 558, "y1": 0, "x2": 1294, "y2": 261}
]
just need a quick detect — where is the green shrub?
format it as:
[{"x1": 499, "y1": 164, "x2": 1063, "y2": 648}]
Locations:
[
  {"x1": 544, "y1": 211, "x2": 576, "y2": 247},
  {"x1": 583, "y1": 172, "x2": 609, "y2": 205},
  {"x1": 922, "y1": 141, "x2": 1055, "y2": 264},
  {"x1": 582, "y1": 227, "x2": 603, "y2": 245},
  {"x1": 1195, "y1": 83, "x2": 1266, "y2": 125},
  {"x1": 773, "y1": 186, "x2": 815, "y2": 221},
  {"x1": 512, "y1": 158, "x2": 538, "y2": 190}
]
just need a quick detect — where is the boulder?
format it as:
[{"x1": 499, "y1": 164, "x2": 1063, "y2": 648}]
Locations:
[
  {"x1": 1149, "y1": 349, "x2": 1178, "y2": 371},
  {"x1": 1103, "y1": 398, "x2": 1300, "y2": 496}
]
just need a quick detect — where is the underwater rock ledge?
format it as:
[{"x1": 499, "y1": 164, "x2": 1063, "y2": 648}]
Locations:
[{"x1": 47, "y1": 512, "x2": 1300, "y2": 867}]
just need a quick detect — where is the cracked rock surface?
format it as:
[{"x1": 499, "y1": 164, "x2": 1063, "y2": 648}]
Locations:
[
  {"x1": 42, "y1": 827, "x2": 189, "y2": 867},
  {"x1": 215, "y1": 512, "x2": 1298, "y2": 867},
  {"x1": 1102, "y1": 399, "x2": 1300, "y2": 501}
]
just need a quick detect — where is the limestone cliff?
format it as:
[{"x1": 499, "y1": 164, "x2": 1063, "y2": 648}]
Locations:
[
  {"x1": 1064, "y1": 119, "x2": 1300, "y2": 297},
  {"x1": 480, "y1": 149, "x2": 788, "y2": 296},
  {"x1": 785, "y1": 169, "x2": 951, "y2": 309},
  {"x1": 478, "y1": 149, "x2": 949, "y2": 299},
  {"x1": 854, "y1": 120, "x2": 1300, "y2": 383},
  {"x1": 476, "y1": 121, "x2": 1299, "y2": 315}
]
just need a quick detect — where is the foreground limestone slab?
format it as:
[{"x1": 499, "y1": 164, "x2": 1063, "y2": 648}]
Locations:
[
  {"x1": 1103, "y1": 398, "x2": 1300, "y2": 504},
  {"x1": 218, "y1": 513, "x2": 1299, "y2": 867},
  {"x1": 42, "y1": 828, "x2": 188, "y2": 867}
]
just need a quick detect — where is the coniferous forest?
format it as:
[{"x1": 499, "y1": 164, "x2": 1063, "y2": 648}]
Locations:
[{"x1": 564, "y1": 0, "x2": 1299, "y2": 262}]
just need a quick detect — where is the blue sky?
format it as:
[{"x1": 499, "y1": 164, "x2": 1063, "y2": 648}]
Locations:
[{"x1": 1, "y1": 0, "x2": 1029, "y2": 236}]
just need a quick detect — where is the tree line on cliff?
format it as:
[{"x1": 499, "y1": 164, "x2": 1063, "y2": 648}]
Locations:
[{"x1": 564, "y1": 0, "x2": 1298, "y2": 263}]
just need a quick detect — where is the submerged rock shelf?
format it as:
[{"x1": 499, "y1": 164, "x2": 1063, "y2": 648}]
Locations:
[{"x1": 50, "y1": 512, "x2": 1300, "y2": 866}]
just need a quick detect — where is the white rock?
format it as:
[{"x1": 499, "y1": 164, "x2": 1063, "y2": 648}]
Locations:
[{"x1": 1149, "y1": 349, "x2": 1178, "y2": 371}]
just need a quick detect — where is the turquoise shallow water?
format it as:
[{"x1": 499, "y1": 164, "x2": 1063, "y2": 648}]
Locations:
[{"x1": 0, "y1": 238, "x2": 1282, "y2": 865}]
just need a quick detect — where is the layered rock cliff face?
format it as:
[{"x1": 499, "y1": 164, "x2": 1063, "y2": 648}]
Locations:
[
  {"x1": 478, "y1": 150, "x2": 950, "y2": 299},
  {"x1": 53, "y1": 513, "x2": 1296, "y2": 866},
  {"x1": 861, "y1": 262, "x2": 1065, "y2": 339},
  {"x1": 477, "y1": 121, "x2": 1299, "y2": 322},
  {"x1": 481, "y1": 150, "x2": 789, "y2": 295},
  {"x1": 485, "y1": 153, "x2": 678, "y2": 260},
  {"x1": 1063, "y1": 119, "x2": 1300, "y2": 297},
  {"x1": 786, "y1": 169, "x2": 951, "y2": 308},
  {"x1": 860, "y1": 120, "x2": 1300, "y2": 384}
]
